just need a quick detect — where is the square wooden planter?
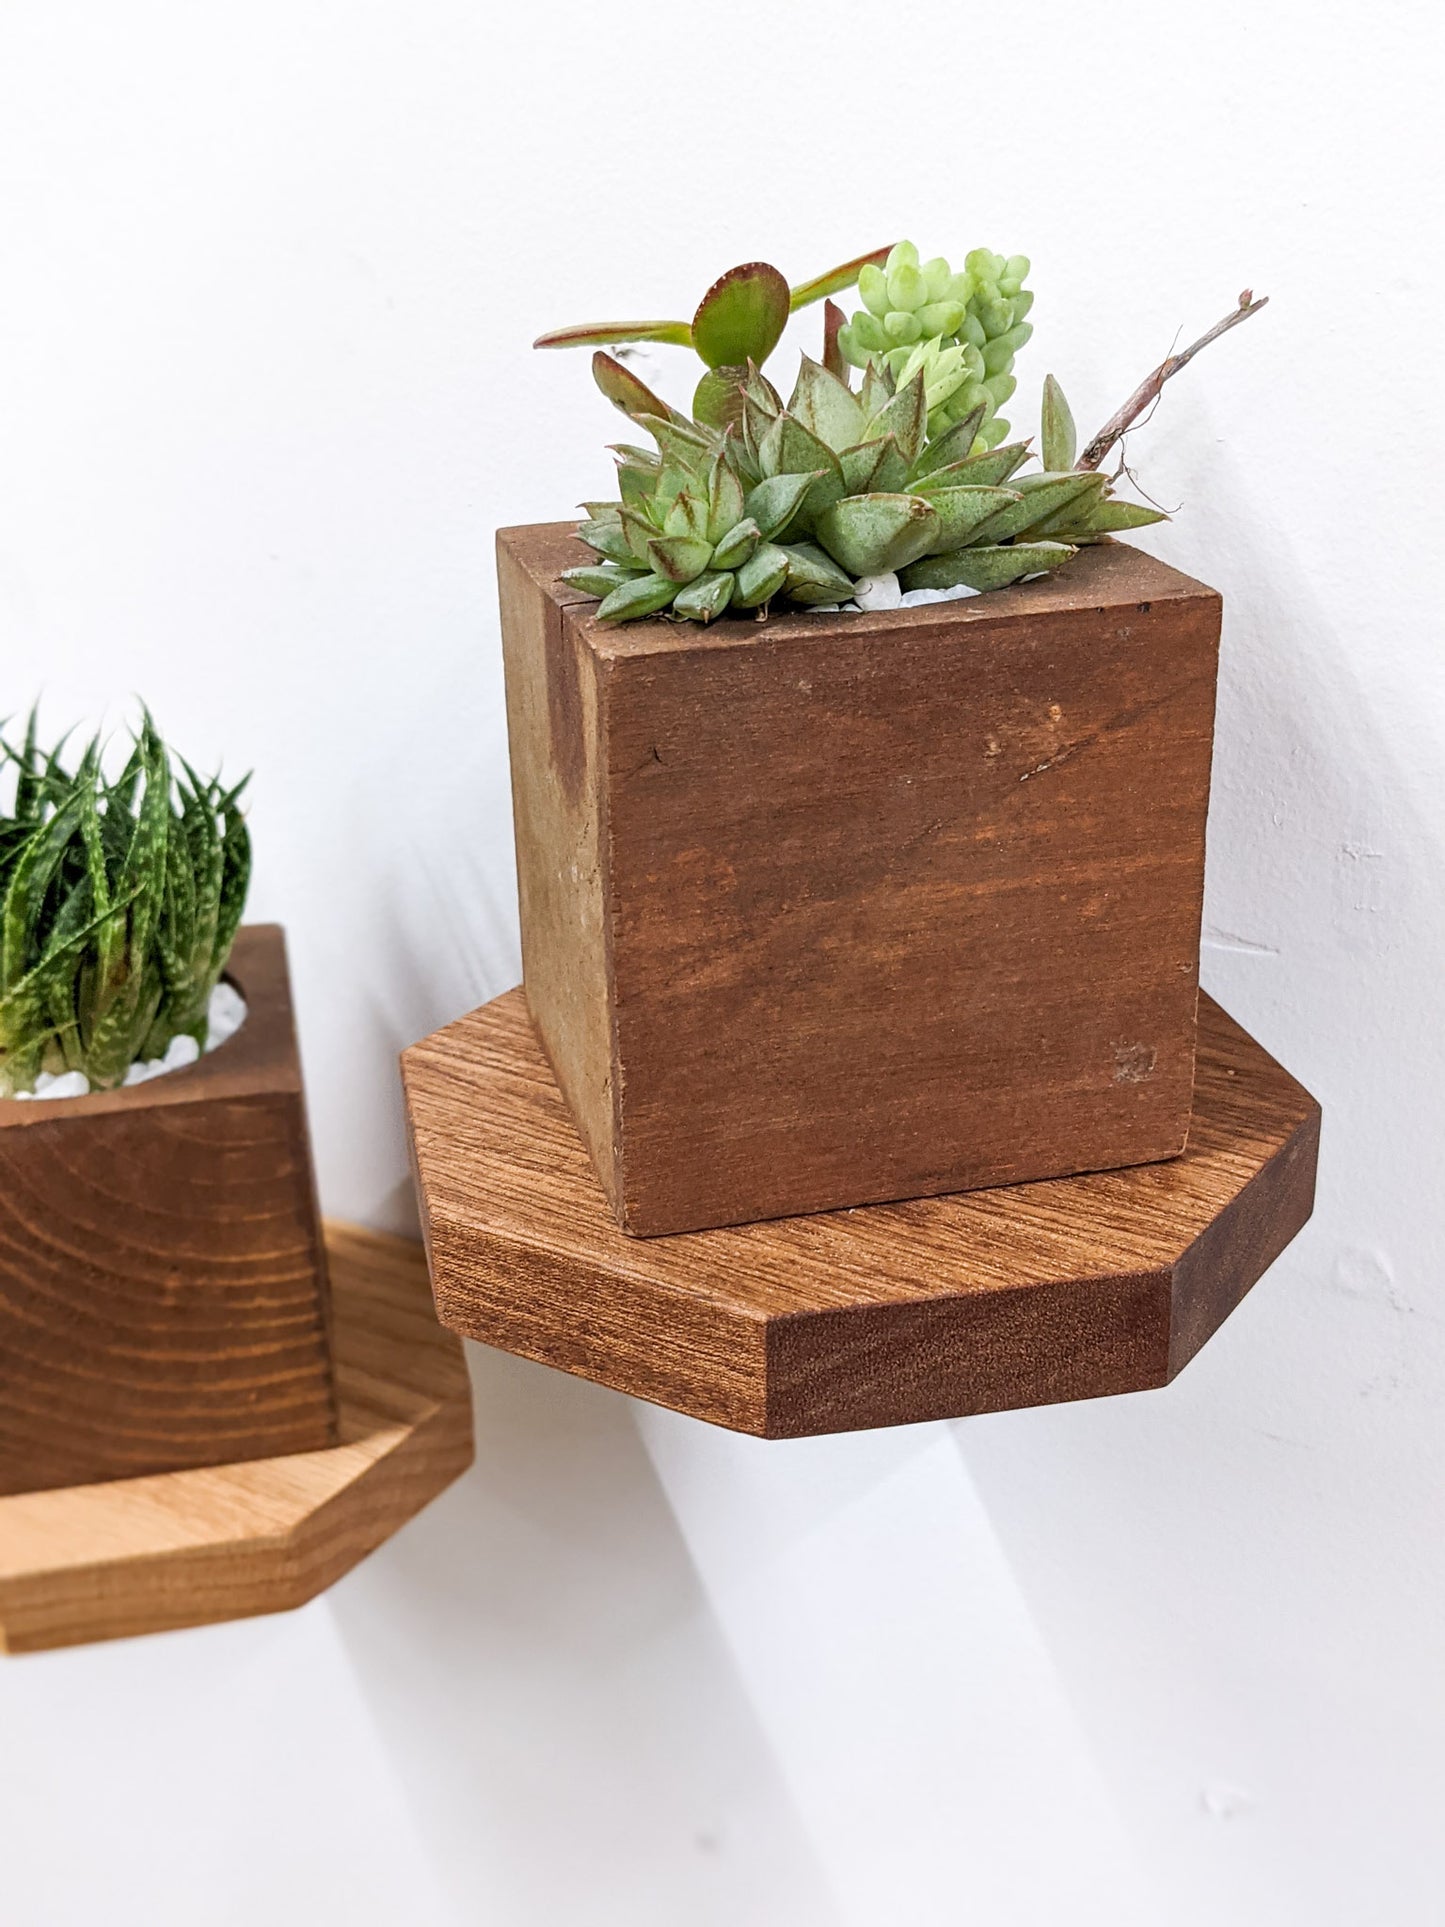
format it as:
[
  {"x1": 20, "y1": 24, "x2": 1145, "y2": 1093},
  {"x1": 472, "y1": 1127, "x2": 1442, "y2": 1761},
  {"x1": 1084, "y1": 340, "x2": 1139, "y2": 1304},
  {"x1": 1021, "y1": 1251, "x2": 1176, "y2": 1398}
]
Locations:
[
  {"x1": 499, "y1": 522, "x2": 1222, "y2": 1238},
  {"x1": 0, "y1": 924, "x2": 337, "y2": 1497}
]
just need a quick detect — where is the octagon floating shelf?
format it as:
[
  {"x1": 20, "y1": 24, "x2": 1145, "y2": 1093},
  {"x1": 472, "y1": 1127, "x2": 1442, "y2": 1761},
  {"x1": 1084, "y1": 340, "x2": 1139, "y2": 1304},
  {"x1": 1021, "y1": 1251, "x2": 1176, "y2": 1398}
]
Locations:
[
  {"x1": 404, "y1": 990, "x2": 1319, "y2": 1437},
  {"x1": 0, "y1": 1226, "x2": 473, "y2": 1655}
]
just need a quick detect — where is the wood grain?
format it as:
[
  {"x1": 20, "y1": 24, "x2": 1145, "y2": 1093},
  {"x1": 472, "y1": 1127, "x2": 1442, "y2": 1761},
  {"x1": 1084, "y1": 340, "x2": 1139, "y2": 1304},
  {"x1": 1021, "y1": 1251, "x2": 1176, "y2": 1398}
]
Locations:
[
  {"x1": 0, "y1": 926, "x2": 336, "y2": 1496},
  {"x1": 404, "y1": 987, "x2": 1320, "y2": 1437},
  {"x1": 499, "y1": 523, "x2": 1223, "y2": 1236},
  {"x1": 0, "y1": 1223, "x2": 473, "y2": 1654}
]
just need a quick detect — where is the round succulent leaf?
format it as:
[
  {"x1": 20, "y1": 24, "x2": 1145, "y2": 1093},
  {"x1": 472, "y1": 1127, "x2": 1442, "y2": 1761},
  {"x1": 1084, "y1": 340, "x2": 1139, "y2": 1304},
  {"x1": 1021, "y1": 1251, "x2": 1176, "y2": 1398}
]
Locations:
[
  {"x1": 691, "y1": 262, "x2": 790, "y2": 371},
  {"x1": 857, "y1": 262, "x2": 889, "y2": 318},
  {"x1": 815, "y1": 492, "x2": 940, "y2": 577},
  {"x1": 778, "y1": 541, "x2": 857, "y2": 605},
  {"x1": 744, "y1": 470, "x2": 823, "y2": 541},
  {"x1": 884, "y1": 310, "x2": 922, "y2": 345},
  {"x1": 887, "y1": 264, "x2": 927, "y2": 312},
  {"x1": 788, "y1": 356, "x2": 865, "y2": 454},
  {"x1": 734, "y1": 541, "x2": 790, "y2": 608},
  {"x1": 597, "y1": 572, "x2": 680, "y2": 623},
  {"x1": 672, "y1": 570, "x2": 736, "y2": 623},
  {"x1": 899, "y1": 543, "x2": 1075, "y2": 595},
  {"x1": 711, "y1": 517, "x2": 761, "y2": 572},
  {"x1": 917, "y1": 299, "x2": 965, "y2": 339}
]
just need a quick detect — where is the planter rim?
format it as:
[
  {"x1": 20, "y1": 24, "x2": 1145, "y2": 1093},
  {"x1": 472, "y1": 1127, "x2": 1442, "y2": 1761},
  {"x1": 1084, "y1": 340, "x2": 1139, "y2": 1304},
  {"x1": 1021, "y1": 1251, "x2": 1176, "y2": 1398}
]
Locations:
[
  {"x1": 502, "y1": 523, "x2": 1218, "y2": 664},
  {"x1": 0, "y1": 923, "x2": 300, "y2": 1129}
]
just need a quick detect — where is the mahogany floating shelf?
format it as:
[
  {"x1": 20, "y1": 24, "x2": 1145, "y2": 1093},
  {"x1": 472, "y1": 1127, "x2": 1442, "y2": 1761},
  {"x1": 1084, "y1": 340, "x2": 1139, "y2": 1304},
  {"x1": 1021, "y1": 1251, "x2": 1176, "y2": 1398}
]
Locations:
[
  {"x1": 0, "y1": 1226, "x2": 473, "y2": 1655},
  {"x1": 404, "y1": 990, "x2": 1319, "y2": 1437}
]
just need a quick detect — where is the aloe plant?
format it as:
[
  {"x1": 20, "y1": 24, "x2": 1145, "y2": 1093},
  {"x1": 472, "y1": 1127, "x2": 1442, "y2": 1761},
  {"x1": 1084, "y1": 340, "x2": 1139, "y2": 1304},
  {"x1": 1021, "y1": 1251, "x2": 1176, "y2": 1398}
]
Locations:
[
  {"x1": 535, "y1": 248, "x2": 893, "y2": 425},
  {"x1": 0, "y1": 709, "x2": 251, "y2": 1096}
]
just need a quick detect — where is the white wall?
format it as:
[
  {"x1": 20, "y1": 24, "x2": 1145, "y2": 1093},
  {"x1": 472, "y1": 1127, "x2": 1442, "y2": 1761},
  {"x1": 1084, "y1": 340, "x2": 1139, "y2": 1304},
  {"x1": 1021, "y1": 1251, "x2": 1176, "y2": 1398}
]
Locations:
[{"x1": 1, "y1": 3, "x2": 1441, "y2": 1920}]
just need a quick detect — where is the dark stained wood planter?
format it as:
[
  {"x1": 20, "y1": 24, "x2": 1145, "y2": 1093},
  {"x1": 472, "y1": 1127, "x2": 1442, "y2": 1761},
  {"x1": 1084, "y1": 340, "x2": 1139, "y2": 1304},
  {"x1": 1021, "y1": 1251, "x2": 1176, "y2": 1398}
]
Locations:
[
  {"x1": 0, "y1": 925, "x2": 336, "y2": 1497},
  {"x1": 499, "y1": 523, "x2": 1223, "y2": 1239}
]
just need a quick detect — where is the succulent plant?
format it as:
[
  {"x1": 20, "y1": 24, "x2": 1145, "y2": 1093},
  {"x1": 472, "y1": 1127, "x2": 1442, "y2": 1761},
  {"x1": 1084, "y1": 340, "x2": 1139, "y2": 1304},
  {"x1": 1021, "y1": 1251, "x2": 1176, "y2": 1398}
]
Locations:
[
  {"x1": 838, "y1": 242, "x2": 1033, "y2": 451},
  {"x1": 536, "y1": 249, "x2": 893, "y2": 427},
  {"x1": 565, "y1": 408, "x2": 852, "y2": 624},
  {"x1": 570, "y1": 349, "x2": 1168, "y2": 621},
  {"x1": 0, "y1": 709, "x2": 251, "y2": 1096}
]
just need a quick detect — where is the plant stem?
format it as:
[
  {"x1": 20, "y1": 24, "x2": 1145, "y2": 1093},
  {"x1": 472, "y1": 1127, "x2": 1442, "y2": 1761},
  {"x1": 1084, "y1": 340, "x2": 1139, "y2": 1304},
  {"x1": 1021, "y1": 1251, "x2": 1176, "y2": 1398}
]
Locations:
[{"x1": 1077, "y1": 291, "x2": 1269, "y2": 472}]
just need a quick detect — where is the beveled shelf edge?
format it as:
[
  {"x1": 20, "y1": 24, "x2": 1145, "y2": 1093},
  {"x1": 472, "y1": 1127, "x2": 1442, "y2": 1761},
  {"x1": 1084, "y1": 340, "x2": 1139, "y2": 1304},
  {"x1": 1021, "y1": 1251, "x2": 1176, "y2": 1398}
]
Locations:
[{"x1": 0, "y1": 1223, "x2": 473, "y2": 1655}]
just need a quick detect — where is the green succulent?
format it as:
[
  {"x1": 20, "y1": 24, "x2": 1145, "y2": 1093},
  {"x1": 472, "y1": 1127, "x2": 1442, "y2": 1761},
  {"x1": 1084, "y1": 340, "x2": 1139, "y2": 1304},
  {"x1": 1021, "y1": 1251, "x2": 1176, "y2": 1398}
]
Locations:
[
  {"x1": 565, "y1": 413, "x2": 851, "y2": 624},
  {"x1": 838, "y1": 242, "x2": 1033, "y2": 450},
  {"x1": 535, "y1": 247, "x2": 893, "y2": 427},
  {"x1": 0, "y1": 709, "x2": 251, "y2": 1096},
  {"x1": 572, "y1": 348, "x2": 1167, "y2": 620}
]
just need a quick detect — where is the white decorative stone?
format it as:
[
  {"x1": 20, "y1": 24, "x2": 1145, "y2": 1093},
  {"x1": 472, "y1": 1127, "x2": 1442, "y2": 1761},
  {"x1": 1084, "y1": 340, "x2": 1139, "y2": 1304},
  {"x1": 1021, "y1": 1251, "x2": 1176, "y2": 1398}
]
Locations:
[
  {"x1": 8, "y1": 982, "x2": 247, "y2": 1104},
  {"x1": 899, "y1": 583, "x2": 981, "y2": 606},
  {"x1": 852, "y1": 572, "x2": 903, "y2": 611}
]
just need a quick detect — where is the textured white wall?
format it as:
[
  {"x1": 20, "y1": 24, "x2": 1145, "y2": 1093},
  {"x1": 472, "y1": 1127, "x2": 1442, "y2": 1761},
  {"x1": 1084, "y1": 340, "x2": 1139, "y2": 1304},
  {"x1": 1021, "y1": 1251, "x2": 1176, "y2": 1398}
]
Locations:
[{"x1": 2, "y1": 3, "x2": 1442, "y2": 1921}]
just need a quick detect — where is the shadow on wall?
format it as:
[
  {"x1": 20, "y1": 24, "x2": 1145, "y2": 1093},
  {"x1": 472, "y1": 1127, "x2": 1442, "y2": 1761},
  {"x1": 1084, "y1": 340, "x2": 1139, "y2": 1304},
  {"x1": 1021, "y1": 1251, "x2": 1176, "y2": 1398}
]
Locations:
[
  {"x1": 328, "y1": 1344, "x2": 844, "y2": 1927},
  {"x1": 953, "y1": 490, "x2": 1445, "y2": 1927}
]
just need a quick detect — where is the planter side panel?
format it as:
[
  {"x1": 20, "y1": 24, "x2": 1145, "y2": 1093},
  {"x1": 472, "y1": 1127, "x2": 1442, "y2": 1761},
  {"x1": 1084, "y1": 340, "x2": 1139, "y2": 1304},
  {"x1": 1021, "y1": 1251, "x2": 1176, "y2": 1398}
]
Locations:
[
  {"x1": 0, "y1": 1088, "x2": 336, "y2": 1497},
  {"x1": 598, "y1": 556, "x2": 1221, "y2": 1233},
  {"x1": 497, "y1": 527, "x2": 618, "y2": 1207}
]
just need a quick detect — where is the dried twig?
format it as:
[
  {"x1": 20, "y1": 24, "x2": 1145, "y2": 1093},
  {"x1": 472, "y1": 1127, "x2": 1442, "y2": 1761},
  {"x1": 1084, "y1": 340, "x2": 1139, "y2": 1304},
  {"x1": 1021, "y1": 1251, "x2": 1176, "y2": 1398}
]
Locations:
[{"x1": 1077, "y1": 290, "x2": 1268, "y2": 471}]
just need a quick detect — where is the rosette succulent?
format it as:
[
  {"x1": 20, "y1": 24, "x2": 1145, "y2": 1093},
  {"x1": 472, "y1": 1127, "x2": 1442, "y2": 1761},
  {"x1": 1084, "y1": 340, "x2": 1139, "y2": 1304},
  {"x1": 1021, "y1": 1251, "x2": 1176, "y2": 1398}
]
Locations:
[
  {"x1": 838, "y1": 242, "x2": 1033, "y2": 450},
  {"x1": 0, "y1": 709, "x2": 250, "y2": 1096},
  {"x1": 570, "y1": 349, "x2": 1165, "y2": 621}
]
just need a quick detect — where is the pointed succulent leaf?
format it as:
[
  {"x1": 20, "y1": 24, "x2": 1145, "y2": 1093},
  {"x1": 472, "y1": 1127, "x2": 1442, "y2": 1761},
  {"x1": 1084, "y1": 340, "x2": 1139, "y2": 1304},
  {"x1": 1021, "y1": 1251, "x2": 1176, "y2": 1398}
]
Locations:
[
  {"x1": 691, "y1": 262, "x2": 790, "y2": 370},
  {"x1": 705, "y1": 452, "x2": 746, "y2": 543},
  {"x1": 863, "y1": 372, "x2": 927, "y2": 466},
  {"x1": 672, "y1": 570, "x2": 736, "y2": 624},
  {"x1": 578, "y1": 517, "x2": 636, "y2": 566},
  {"x1": 620, "y1": 509, "x2": 659, "y2": 566},
  {"x1": 710, "y1": 517, "x2": 761, "y2": 572},
  {"x1": 1077, "y1": 499, "x2": 1169, "y2": 534},
  {"x1": 939, "y1": 440, "x2": 1033, "y2": 489},
  {"x1": 823, "y1": 300, "x2": 847, "y2": 383},
  {"x1": 857, "y1": 360, "x2": 894, "y2": 419},
  {"x1": 536, "y1": 319, "x2": 693, "y2": 351},
  {"x1": 562, "y1": 564, "x2": 644, "y2": 600},
  {"x1": 1004, "y1": 471, "x2": 1110, "y2": 540},
  {"x1": 814, "y1": 493, "x2": 940, "y2": 577},
  {"x1": 966, "y1": 472, "x2": 1103, "y2": 544},
  {"x1": 758, "y1": 414, "x2": 846, "y2": 523},
  {"x1": 900, "y1": 543, "x2": 1076, "y2": 594},
  {"x1": 694, "y1": 365, "x2": 747, "y2": 431},
  {"x1": 647, "y1": 533, "x2": 713, "y2": 583},
  {"x1": 616, "y1": 462, "x2": 655, "y2": 512},
  {"x1": 1041, "y1": 374, "x2": 1078, "y2": 472},
  {"x1": 910, "y1": 406, "x2": 988, "y2": 480},
  {"x1": 744, "y1": 470, "x2": 823, "y2": 541},
  {"x1": 596, "y1": 573, "x2": 679, "y2": 623},
  {"x1": 789, "y1": 245, "x2": 894, "y2": 312},
  {"x1": 788, "y1": 356, "x2": 865, "y2": 454},
  {"x1": 592, "y1": 352, "x2": 685, "y2": 427},
  {"x1": 778, "y1": 543, "x2": 857, "y2": 605},
  {"x1": 733, "y1": 542, "x2": 790, "y2": 609},
  {"x1": 924, "y1": 486, "x2": 1027, "y2": 553}
]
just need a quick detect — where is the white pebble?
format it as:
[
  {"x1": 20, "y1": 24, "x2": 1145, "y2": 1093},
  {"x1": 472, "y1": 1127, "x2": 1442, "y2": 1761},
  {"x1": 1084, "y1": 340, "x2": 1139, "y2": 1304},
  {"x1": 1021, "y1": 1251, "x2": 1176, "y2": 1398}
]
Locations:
[
  {"x1": 852, "y1": 572, "x2": 903, "y2": 611},
  {"x1": 899, "y1": 583, "x2": 981, "y2": 606},
  {"x1": 15, "y1": 1069, "x2": 91, "y2": 1102},
  {"x1": 205, "y1": 981, "x2": 247, "y2": 1051},
  {"x1": 7, "y1": 983, "x2": 248, "y2": 1104}
]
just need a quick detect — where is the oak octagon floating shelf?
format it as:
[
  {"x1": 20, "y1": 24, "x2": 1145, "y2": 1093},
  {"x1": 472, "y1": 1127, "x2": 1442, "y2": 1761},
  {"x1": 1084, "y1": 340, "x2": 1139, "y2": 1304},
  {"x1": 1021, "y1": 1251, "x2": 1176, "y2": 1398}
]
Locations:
[
  {"x1": 0, "y1": 1226, "x2": 473, "y2": 1655},
  {"x1": 403, "y1": 988, "x2": 1319, "y2": 1438}
]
